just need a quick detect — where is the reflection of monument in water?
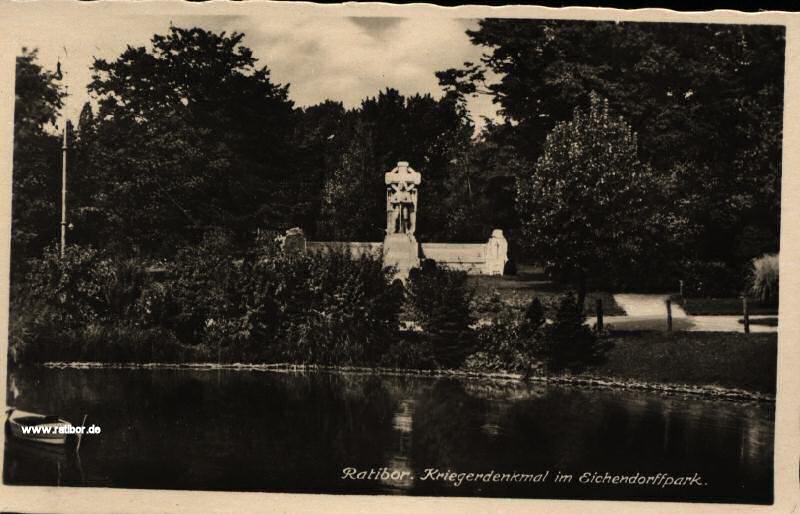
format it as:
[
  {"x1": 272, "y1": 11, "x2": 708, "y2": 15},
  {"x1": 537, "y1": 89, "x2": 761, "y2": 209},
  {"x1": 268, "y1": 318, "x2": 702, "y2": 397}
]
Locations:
[
  {"x1": 382, "y1": 397, "x2": 415, "y2": 491},
  {"x1": 290, "y1": 161, "x2": 509, "y2": 279}
]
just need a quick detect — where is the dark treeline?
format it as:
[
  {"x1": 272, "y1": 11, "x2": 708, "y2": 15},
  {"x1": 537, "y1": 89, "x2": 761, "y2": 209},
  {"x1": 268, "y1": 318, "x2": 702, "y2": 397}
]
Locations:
[
  {"x1": 12, "y1": 20, "x2": 783, "y2": 294},
  {"x1": 438, "y1": 19, "x2": 783, "y2": 293},
  {"x1": 13, "y1": 27, "x2": 497, "y2": 284}
]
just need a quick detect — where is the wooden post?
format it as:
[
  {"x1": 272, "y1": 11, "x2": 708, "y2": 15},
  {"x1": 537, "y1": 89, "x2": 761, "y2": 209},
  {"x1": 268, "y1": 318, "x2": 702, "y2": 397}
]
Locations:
[
  {"x1": 743, "y1": 296, "x2": 750, "y2": 334},
  {"x1": 666, "y1": 299, "x2": 673, "y2": 332},
  {"x1": 595, "y1": 298, "x2": 603, "y2": 333}
]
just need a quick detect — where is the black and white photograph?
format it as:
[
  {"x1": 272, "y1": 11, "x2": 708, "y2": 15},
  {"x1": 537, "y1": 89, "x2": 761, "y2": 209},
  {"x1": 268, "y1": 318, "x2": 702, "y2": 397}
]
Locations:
[{"x1": 0, "y1": 2, "x2": 795, "y2": 512}]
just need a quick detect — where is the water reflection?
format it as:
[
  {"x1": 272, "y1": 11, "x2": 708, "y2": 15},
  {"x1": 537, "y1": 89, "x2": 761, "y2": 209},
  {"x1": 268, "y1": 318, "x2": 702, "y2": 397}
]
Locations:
[{"x1": 3, "y1": 368, "x2": 773, "y2": 503}]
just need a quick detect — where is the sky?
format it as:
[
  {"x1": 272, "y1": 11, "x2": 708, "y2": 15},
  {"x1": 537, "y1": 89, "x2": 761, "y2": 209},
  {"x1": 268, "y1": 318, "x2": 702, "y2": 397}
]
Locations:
[{"x1": 12, "y1": 14, "x2": 499, "y2": 132}]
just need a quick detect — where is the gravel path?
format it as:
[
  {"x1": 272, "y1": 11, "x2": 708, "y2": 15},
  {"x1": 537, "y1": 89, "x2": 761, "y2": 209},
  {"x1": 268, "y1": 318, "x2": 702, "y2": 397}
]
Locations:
[
  {"x1": 604, "y1": 294, "x2": 776, "y2": 333},
  {"x1": 613, "y1": 293, "x2": 687, "y2": 317},
  {"x1": 599, "y1": 315, "x2": 776, "y2": 333}
]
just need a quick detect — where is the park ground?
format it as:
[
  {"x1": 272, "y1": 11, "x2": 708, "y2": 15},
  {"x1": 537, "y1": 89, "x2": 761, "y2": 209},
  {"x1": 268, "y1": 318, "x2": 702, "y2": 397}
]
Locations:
[
  {"x1": 14, "y1": 259, "x2": 778, "y2": 398},
  {"x1": 470, "y1": 264, "x2": 778, "y2": 396},
  {"x1": 470, "y1": 264, "x2": 778, "y2": 323},
  {"x1": 469, "y1": 264, "x2": 626, "y2": 315},
  {"x1": 586, "y1": 331, "x2": 776, "y2": 395}
]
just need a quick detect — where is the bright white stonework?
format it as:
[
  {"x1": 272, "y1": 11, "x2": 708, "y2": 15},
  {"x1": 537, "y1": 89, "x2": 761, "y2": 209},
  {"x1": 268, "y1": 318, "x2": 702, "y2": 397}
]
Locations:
[{"x1": 290, "y1": 160, "x2": 509, "y2": 278}]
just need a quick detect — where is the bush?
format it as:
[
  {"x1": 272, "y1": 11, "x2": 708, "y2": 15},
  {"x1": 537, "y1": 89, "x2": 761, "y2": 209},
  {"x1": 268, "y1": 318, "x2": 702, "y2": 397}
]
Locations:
[
  {"x1": 11, "y1": 230, "x2": 405, "y2": 366},
  {"x1": 407, "y1": 260, "x2": 475, "y2": 368},
  {"x1": 380, "y1": 334, "x2": 437, "y2": 369},
  {"x1": 749, "y1": 253, "x2": 779, "y2": 306},
  {"x1": 523, "y1": 297, "x2": 546, "y2": 333},
  {"x1": 8, "y1": 301, "x2": 76, "y2": 365},
  {"x1": 8, "y1": 307, "x2": 212, "y2": 365},
  {"x1": 95, "y1": 257, "x2": 151, "y2": 322},
  {"x1": 273, "y1": 250, "x2": 404, "y2": 365},
  {"x1": 156, "y1": 229, "x2": 258, "y2": 346},
  {"x1": 76, "y1": 323, "x2": 201, "y2": 363},
  {"x1": 469, "y1": 295, "x2": 542, "y2": 373},
  {"x1": 157, "y1": 230, "x2": 403, "y2": 364},
  {"x1": 462, "y1": 351, "x2": 510, "y2": 372},
  {"x1": 541, "y1": 292, "x2": 608, "y2": 372},
  {"x1": 24, "y1": 244, "x2": 109, "y2": 328},
  {"x1": 8, "y1": 245, "x2": 169, "y2": 365},
  {"x1": 680, "y1": 260, "x2": 743, "y2": 298},
  {"x1": 11, "y1": 244, "x2": 162, "y2": 350}
]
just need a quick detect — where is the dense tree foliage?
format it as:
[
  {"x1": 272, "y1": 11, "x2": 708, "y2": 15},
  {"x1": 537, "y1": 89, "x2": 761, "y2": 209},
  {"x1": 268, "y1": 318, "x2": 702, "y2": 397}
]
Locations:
[
  {"x1": 11, "y1": 49, "x2": 65, "y2": 278},
  {"x1": 407, "y1": 260, "x2": 476, "y2": 367},
  {"x1": 11, "y1": 20, "x2": 784, "y2": 313},
  {"x1": 9, "y1": 21, "x2": 785, "y2": 375},
  {"x1": 29, "y1": 28, "x2": 495, "y2": 258},
  {"x1": 75, "y1": 27, "x2": 297, "y2": 256},
  {"x1": 314, "y1": 88, "x2": 481, "y2": 242},
  {"x1": 516, "y1": 94, "x2": 670, "y2": 299},
  {"x1": 440, "y1": 19, "x2": 784, "y2": 275}
]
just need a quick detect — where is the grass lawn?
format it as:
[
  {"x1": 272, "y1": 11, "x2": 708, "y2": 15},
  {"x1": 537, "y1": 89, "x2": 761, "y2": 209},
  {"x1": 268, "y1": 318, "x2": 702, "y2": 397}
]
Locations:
[
  {"x1": 680, "y1": 297, "x2": 778, "y2": 316},
  {"x1": 587, "y1": 331, "x2": 777, "y2": 394},
  {"x1": 469, "y1": 264, "x2": 625, "y2": 316}
]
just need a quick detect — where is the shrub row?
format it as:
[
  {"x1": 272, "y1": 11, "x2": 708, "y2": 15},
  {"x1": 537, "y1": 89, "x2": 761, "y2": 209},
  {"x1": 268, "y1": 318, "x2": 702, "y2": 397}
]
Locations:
[
  {"x1": 466, "y1": 292, "x2": 609, "y2": 374},
  {"x1": 11, "y1": 232, "x2": 405, "y2": 366},
  {"x1": 10, "y1": 233, "x2": 611, "y2": 373}
]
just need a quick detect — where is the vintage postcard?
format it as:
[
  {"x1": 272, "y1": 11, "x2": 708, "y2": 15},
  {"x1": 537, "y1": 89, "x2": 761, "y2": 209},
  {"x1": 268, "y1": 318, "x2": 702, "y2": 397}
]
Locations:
[{"x1": 0, "y1": 2, "x2": 797, "y2": 513}]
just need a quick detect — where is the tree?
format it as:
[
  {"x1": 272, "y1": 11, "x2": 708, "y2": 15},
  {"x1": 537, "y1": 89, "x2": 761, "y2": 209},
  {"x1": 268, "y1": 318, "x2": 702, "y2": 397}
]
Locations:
[
  {"x1": 440, "y1": 20, "x2": 784, "y2": 269},
  {"x1": 11, "y1": 49, "x2": 65, "y2": 278},
  {"x1": 313, "y1": 88, "x2": 479, "y2": 242},
  {"x1": 516, "y1": 94, "x2": 664, "y2": 304},
  {"x1": 291, "y1": 100, "x2": 351, "y2": 237},
  {"x1": 317, "y1": 119, "x2": 379, "y2": 240},
  {"x1": 407, "y1": 260, "x2": 475, "y2": 368},
  {"x1": 79, "y1": 27, "x2": 297, "y2": 256},
  {"x1": 541, "y1": 293, "x2": 605, "y2": 373}
]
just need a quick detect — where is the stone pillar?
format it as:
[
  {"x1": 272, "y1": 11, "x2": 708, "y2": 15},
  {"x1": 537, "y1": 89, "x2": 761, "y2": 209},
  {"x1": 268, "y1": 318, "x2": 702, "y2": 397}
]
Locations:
[
  {"x1": 383, "y1": 233, "x2": 420, "y2": 279},
  {"x1": 484, "y1": 229, "x2": 508, "y2": 275}
]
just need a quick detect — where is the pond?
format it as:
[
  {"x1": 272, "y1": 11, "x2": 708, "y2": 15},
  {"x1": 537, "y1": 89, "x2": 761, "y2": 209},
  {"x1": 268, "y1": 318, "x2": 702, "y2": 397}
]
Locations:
[{"x1": 3, "y1": 367, "x2": 773, "y2": 503}]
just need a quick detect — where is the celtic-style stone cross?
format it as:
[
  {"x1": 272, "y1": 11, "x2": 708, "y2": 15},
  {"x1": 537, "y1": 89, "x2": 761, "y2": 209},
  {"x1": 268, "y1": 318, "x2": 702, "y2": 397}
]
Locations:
[{"x1": 385, "y1": 161, "x2": 421, "y2": 236}]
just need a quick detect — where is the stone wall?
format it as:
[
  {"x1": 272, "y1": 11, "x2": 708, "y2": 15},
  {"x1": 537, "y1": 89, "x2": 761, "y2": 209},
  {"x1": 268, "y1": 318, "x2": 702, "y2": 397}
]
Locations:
[
  {"x1": 283, "y1": 161, "x2": 507, "y2": 277},
  {"x1": 420, "y1": 243, "x2": 487, "y2": 274},
  {"x1": 420, "y1": 229, "x2": 507, "y2": 275},
  {"x1": 288, "y1": 228, "x2": 508, "y2": 276}
]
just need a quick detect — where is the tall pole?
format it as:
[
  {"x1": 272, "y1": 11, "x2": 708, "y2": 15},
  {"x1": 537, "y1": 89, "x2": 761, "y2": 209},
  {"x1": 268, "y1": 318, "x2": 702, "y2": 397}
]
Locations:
[{"x1": 60, "y1": 124, "x2": 67, "y2": 258}]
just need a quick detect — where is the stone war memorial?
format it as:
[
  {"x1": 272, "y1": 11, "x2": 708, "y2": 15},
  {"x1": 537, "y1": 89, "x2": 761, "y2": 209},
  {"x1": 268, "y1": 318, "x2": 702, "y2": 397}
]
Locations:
[{"x1": 284, "y1": 161, "x2": 508, "y2": 279}]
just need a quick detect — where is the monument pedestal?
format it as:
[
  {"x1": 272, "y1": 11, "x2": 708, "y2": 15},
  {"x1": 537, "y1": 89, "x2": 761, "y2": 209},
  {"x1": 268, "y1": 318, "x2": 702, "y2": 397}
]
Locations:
[{"x1": 383, "y1": 233, "x2": 419, "y2": 280}]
